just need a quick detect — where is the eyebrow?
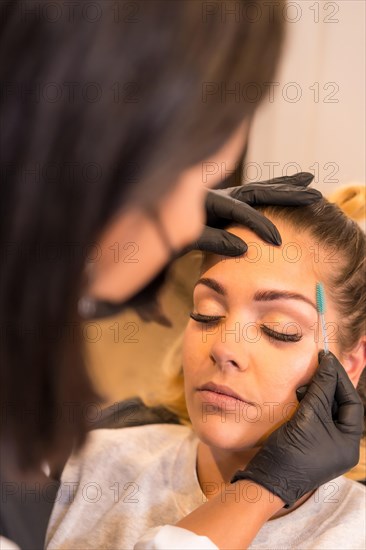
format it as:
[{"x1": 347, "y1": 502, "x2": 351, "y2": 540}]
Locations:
[{"x1": 194, "y1": 277, "x2": 317, "y2": 311}]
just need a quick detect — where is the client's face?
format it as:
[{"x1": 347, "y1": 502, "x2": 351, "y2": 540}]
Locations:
[{"x1": 182, "y1": 220, "x2": 340, "y2": 451}]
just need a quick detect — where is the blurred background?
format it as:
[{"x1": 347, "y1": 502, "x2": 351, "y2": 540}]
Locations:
[{"x1": 246, "y1": 0, "x2": 365, "y2": 191}]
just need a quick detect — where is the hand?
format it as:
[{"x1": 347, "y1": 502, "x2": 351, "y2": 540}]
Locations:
[
  {"x1": 230, "y1": 351, "x2": 364, "y2": 508},
  {"x1": 181, "y1": 172, "x2": 322, "y2": 257}
]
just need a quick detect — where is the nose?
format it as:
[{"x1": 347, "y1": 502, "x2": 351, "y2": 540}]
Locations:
[{"x1": 209, "y1": 322, "x2": 249, "y2": 373}]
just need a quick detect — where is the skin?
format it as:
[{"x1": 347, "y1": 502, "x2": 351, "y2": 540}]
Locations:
[
  {"x1": 85, "y1": 119, "x2": 249, "y2": 302},
  {"x1": 181, "y1": 220, "x2": 366, "y2": 525}
]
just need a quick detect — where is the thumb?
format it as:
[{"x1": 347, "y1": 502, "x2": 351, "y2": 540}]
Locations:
[
  {"x1": 183, "y1": 226, "x2": 248, "y2": 257},
  {"x1": 296, "y1": 385, "x2": 309, "y2": 402},
  {"x1": 297, "y1": 351, "x2": 338, "y2": 418},
  {"x1": 311, "y1": 350, "x2": 339, "y2": 400},
  {"x1": 331, "y1": 355, "x2": 364, "y2": 436}
]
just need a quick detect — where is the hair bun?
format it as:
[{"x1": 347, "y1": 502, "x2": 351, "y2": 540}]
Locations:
[{"x1": 327, "y1": 184, "x2": 366, "y2": 221}]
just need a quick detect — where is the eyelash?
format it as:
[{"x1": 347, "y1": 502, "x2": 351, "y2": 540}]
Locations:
[{"x1": 189, "y1": 312, "x2": 302, "y2": 343}]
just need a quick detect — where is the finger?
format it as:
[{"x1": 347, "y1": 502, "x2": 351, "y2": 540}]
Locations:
[
  {"x1": 334, "y1": 377, "x2": 363, "y2": 436},
  {"x1": 323, "y1": 353, "x2": 365, "y2": 436},
  {"x1": 262, "y1": 172, "x2": 315, "y2": 187},
  {"x1": 296, "y1": 385, "x2": 308, "y2": 402},
  {"x1": 206, "y1": 192, "x2": 282, "y2": 245},
  {"x1": 296, "y1": 380, "x2": 338, "y2": 416},
  {"x1": 226, "y1": 172, "x2": 315, "y2": 192},
  {"x1": 306, "y1": 352, "x2": 339, "y2": 416},
  {"x1": 299, "y1": 352, "x2": 338, "y2": 415},
  {"x1": 182, "y1": 226, "x2": 248, "y2": 257},
  {"x1": 319, "y1": 351, "x2": 356, "y2": 404},
  {"x1": 228, "y1": 184, "x2": 322, "y2": 206}
]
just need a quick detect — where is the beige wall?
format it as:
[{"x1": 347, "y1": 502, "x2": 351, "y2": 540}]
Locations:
[{"x1": 246, "y1": 0, "x2": 365, "y2": 193}]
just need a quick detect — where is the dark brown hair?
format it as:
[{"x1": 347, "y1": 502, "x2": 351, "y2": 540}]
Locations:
[{"x1": 0, "y1": 0, "x2": 285, "y2": 469}]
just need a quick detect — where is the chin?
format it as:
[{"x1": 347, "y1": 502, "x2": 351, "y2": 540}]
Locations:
[{"x1": 191, "y1": 415, "x2": 264, "y2": 451}]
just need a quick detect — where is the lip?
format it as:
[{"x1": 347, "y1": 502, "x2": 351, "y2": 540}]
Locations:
[{"x1": 197, "y1": 382, "x2": 254, "y2": 405}]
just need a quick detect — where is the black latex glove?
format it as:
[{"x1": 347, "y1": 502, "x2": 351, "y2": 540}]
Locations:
[
  {"x1": 230, "y1": 351, "x2": 364, "y2": 508},
  {"x1": 181, "y1": 172, "x2": 322, "y2": 257}
]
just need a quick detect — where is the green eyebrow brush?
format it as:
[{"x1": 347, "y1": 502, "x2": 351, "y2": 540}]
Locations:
[{"x1": 316, "y1": 282, "x2": 329, "y2": 354}]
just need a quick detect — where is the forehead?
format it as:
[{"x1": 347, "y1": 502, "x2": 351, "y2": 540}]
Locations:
[{"x1": 201, "y1": 222, "x2": 320, "y2": 286}]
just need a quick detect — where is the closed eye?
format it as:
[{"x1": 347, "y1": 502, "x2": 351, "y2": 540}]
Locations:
[
  {"x1": 189, "y1": 313, "x2": 302, "y2": 343},
  {"x1": 260, "y1": 324, "x2": 302, "y2": 343},
  {"x1": 189, "y1": 312, "x2": 225, "y2": 325}
]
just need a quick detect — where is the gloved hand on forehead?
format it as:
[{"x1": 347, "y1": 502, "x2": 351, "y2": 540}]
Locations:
[
  {"x1": 182, "y1": 172, "x2": 322, "y2": 257},
  {"x1": 79, "y1": 173, "x2": 322, "y2": 322}
]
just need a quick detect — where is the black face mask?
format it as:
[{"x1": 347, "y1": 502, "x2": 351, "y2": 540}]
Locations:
[{"x1": 77, "y1": 206, "x2": 180, "y2": 326}]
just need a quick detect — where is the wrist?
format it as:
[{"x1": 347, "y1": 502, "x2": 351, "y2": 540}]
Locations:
[
  {"x1": 176, "y1": 479, "x2": 285, "y2": 549},
  {"x1": 233, "y1": 480, "x2": 285, "y2": 522}
]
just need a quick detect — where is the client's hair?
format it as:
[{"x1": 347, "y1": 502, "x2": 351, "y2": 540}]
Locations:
[{"x1": 142, "y1": 186, "x2": 366, "y2": 431}]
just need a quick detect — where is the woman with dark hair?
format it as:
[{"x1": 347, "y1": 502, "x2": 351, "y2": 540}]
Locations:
[{"x1": 0, "y1": 1, "x2": 363, "y2": 549}]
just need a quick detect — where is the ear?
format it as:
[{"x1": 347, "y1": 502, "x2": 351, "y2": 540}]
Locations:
[{"x1": 340, "y1": 336, "x2": 366, "y2": 387}]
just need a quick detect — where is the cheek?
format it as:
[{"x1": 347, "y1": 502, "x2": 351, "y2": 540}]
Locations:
[
  {"x1": 182, "y1": 325, "x2": 207, "y2": 384},
  {"x1": 263, "y1": 342, "x2": 318, "y2": 436},
  {"x1": 257, "y1": 339, "x2": 319, "y2": 426}
]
